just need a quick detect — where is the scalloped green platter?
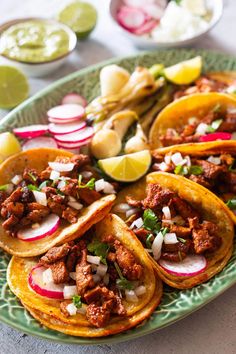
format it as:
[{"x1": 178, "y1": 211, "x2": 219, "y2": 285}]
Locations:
[{"x1": 0, "y1": 49, "x2": 236, "y2": 345}]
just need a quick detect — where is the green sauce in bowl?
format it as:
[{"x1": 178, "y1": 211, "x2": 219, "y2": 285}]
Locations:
[{"x1": 0, "y1": 19, "x2": 71, "y2": 63}]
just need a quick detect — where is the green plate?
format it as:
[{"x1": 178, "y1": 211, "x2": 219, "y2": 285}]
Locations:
[{"x1": 0, "y1": 49, "x2": 236, "y2": 345}]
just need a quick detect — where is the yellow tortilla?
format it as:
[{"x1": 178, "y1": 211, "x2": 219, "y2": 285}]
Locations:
[
  {"x1": 114, "y1": 172, "x2": 234, "y2": 289},
  {"x1": 149, "y1": 92, "x2": 236, "y2": 149},
  {"x1": 0, "y1": 148, "x2": 115, "y2": 257},
  {"x1": 7, "y1": 214, "x2": 162, "y2": 335}
]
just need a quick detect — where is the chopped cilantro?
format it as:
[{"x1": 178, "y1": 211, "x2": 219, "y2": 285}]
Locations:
[
  {"x1": 178, "y1": 237, "x2": 187, "y2": 244},
  {"x1": 0, "y1": 184, "x2": 10, "y2": 191},
  {"x1": 38, "y1": 180, "x2": 49, "y2": 190},
  {"x1": 161, "y1": 227, "x2": 169, "y2": 237},
  {"x1": 188, "y1": 165, "x2": 203, "y2": 175},
  {"x1": 72, "y1": 295, "x2": 82, "y2": 309},
  {"x1": 174, "y1": 0, "x2": 182, "y2": 4},
  {"x1": 174, "y1": 165, "x2": 188, "y2": 175},
  {"x1": 206, "y1": 119, "x2": 223, "y2": 133},
  {"x1": 28, "y1": 172, "x2": 37, "y2": 182},
  {"x1": 87, "y1": 240, "x2": 109, "y2": 265},
  {"x1": 143, "y1": 209, "x2": 161, "y2": 232},
  {"x1": 27, "y1": 184, "x2": 39, "y2": 191},
  {"x1": 146, "y1": 234, "x2": 153, "y2": 249},
  {"x1": 114, "y1": 262, "x2": 134, "y2": 290},
  {"x1": 78, "y1": 175, "x2": 95, "y2": 190},
  {"x1": 226, "y1": 198, "x2": 236, "y2": 210}
]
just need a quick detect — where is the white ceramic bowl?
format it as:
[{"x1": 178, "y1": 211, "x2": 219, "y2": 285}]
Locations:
[
  {"x1": 0, "y1": 18, "x2": 77, "y2": 77},
  {"x1": 110, "y1": 0, "x2": 223, "y2": 49}
]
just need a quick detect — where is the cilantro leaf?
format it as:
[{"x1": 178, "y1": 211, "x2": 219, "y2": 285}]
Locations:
[
  {"x1": 226, "y1": 198, "x2": 236, "y2": 210},
  {"x1": 174, "y1": 165, "x2": 188, "y2": 175},
  {"x1": 28, "y1": 171, "x2": 37, "y2": 182},
  {"x1": 206, "y1": 119, "x2": 223, "y2": 133},
  {"x1": 87, "y1": 240, "x2": 109, "y2": 265},
  {"x1": 72, "y1": 295, "x2": 82, "y2": 309},
  {"x1": 27, "y1": 184, "x2": 39, "y2": 191},
  {"x1": 174, "y1": 0, "x2": 182, "y2": 4},
  {"x1": 78, "y1": 175, "x2": 95, "y2": 190},
  {"x1": 114, "y1": 262, "x2": 134, "y2": 290},
  {"x1": 143, "y1": 209, "x2": 161, "y2": 232},
  {"x1": 178, "y1": 237, "x2": 187, "y2": 244},
  {"x1": 188, "y1": 165, "x2": 203, "y2": 175},
  {"x1": 146, "y1": 234, "x2": 153, "y2": 249},
  {"x1": 38, "y1": 180, "x2": 49, "y2": 190},
  {"x1": 161, "y1": 227, "x2": 169, "y2": 237},
  {"x1": 0, "y1": 184, "x2": 10, "y2": 191}
]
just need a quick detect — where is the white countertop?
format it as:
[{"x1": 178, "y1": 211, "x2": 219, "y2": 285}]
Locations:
[{"x1": 0, "y1": 0, "x2": 236, "y2": 353}]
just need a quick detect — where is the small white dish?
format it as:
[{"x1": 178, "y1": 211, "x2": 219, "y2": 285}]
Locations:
[
  {"x1": 110, "y1": 0, "x2": 223, "y2": 49},
  {"x1": 0, "y1": 18, "x2": 77, "y2": 77}
]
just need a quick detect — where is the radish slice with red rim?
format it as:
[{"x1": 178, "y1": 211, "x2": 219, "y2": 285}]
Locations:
[
  {"x1": 17, "y1": 214, "x2": 60, "y2": 241},
  {"x1": 62, "y1": 93, "x2": 87, "y2": 108},
  {"x1": 29, "y1": 265, "x2": 64, "y2": 299},
  {"x1": 54, "y1": 126, "x2": 94, "y2": 144},
  {"x1": 133, "y1": 19, "x2": 158, "y2": 35},
  {"x1": 22, "y1": 137, "x2": 58, "y2": 151},
  {"x1": 48, "y1": 121, "x2": 86, "y2": 135},
  {"x1": 47, "y1": 104, "x2": 85, "y2": 122},
  {"x1": 57, "y1": 138, "x2": 92, "y2": 149},
  {"x1": 199, "y1": 132, "x2": 232, "y2": 142},
  {"x1": 117, "y1": 6, "x2": 146, "y2": 31},
  {"x1": 158, "y1": 254, "x2": 207, "y2": 276},
  {"x1": 13, "y1": 125, "x2": 49, "y2": 139},
  {"x1": 48, "y1": 117, "x2": 80, "y2": 124}
]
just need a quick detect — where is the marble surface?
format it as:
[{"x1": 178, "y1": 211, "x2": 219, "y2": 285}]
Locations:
[{"x1": 0, "y1": 0, "x2": 236, "y2": 353}]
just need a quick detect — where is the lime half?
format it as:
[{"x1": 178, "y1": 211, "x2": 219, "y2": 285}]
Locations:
[
  {"x1": 57, "y1": 1, "x2": 97, "y2": 39},
  {"x1": 98, "y1": 150, "x2": 152, "y2": 182},
  {"x1": 0, "y1": 132, "x2": 21, "y2": 159},
  {"x1": 0, "y1": 66, "x2": 29, "y2": 109},
  {"x1": 163, "y1": 56, "x2": 202, "y2": 85}
]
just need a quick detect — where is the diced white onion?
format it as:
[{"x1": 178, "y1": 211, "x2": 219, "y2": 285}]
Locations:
[
  {"x1": 103, "y1": 273, "x2": 109, "y2": 285},
  {"x1": 135, "y1": 285, "x2": 147, "y2": 297},
  {"x1": 162, "y1": 206, "x2": 171, "y2": 220},
  {"x1": 95, "y1": 179, "x2": 105, "y2": 192},
  {"x1": 68, "y1": 201, "x2": 83, "y2": 210},
  {"x1": 171, "y1": 152, "x2": 186, "y2": 166},
  {"x1": 159, "y1": 162, "x2": 169, "y2": 171},
  {"x1": 31, "y1": 223, "x2": 40, "y2": 229},
  {"x1": 57, "y1": 180, "x2": 66, "y2": 190},
  {"x1": 48, "y1": 162, "x2": 74, "y2": 172},
  {"x1": 50, "y1": 170, "x2": 60, "y2": 181},
  {"x1": 164, "y1": 154, "x2": 172, "y2": 165},
  {"x1": 69, "y1": 272, "x2": 76, "y2": 280},
  {"x1": 207, "y1": 156, "x2": 221, "y2": 165},
  {"x1": 196, "y1": 123, "x2": 208, "y2": 135},
  {"x1": 80, "y1": 171, "x2": 93, "y2": 178},
  {"x1": 152, "y1": 231, "x2": 164, "y2": 260},
  {"x1": 87, "y1": 255, "x2": 100, "y2": 265},
  {"x1": 125, "y1": 290, "x2": 138, "y2": 303},
  {"x1": 113, "y1": 203, "x2": 131, "y2": 213},
  {"x1": 92, "y1": 274, "x2": 101, "y2": 283},
  {"x1": 103, "y1": 181, "x2": 116, "y2": 194},
  {"x1": 231, "y1": 132, "x2": 236, "y2": 140},
  {"x1": 188, "y1": 117, "x2": 198, "y2": 125},
  {"x1": 144, "y1": 248, "x2": 153, "y2": 253},
  {"x1": 96, "y1": 264, "x2": 108, "y2": 277},
  {"x1": 77, "y1": 305, "x2": 87, "y2": 315},
  {"x1": 164, "y1": 233, "x2": 178, "y2": 244},
  {"x1": 33, "y1": 190, "x2": 47, "y2": 206},
  {"x1": 63, "y1": 285, "x2": 78, "y2": 299},
  {"x1": 126, "y1": 208, "x2": 139, "y2": 218},
  {"x1": 130, "y1": 217, "x2": 143, "y2": 229},
  {"x1": 42, "y1": 268, "x2": 53, "y2": 285},
  {"x1": 11, "y1": 174, "x2": 22, "y2": 185},
  {"x1": 66, "y1": 303, "x2": 77, "y2": 316},
  {"x1": 185, "y1": 155, "x2": 191, "y2": 167}
]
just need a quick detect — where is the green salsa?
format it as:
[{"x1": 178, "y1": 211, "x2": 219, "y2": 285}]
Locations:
[{"x1": 0, "y1": 20, "x2": 71, "y2": 63}]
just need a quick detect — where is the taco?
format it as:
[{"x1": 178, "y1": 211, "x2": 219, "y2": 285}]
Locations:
[
  {"x1": 113, "y1": 172, "x2": 234, "y2": 289},
  {"x1": 0, "y1": 148, "x2": 115, "y2": 257},
  {"x1": 7, "y1": 214, "x2": 162, "y2": 337},
  {"x1": 149, "y1": 92, "x2": 236, "y2": 149},
  {"x1": 152, "y1": 141, "x2": 236, "y2": 223}
]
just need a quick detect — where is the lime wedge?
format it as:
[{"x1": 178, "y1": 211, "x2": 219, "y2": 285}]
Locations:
[
  {"x1": 98, "y1": 150, "x2": 151, "y2": 182},
  {"x1": 0, "y1": 66, "x2": 29, "y2": 109},
  {"x1": 0, "y1": 132, "x2": 21, "y2": 159},
  {"x1": 57, "y1": 1, "x2": 97, "y2": 39},
  {"x1": 163, "y1": 56, "x2": 202, "y2": 85}
]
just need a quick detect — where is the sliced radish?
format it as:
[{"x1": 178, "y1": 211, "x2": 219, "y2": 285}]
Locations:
[
  {"x1": 29, "y1": 265, "x2": 64, "y2": 299},
  {"x1": 22, "y1": 137, "x2": 58, "y2": 151},
  {"x1": 57, "y1": 138, "x2": 92, "y2": 149},
  {"x1": 47, "y1": 104, "x2": 85, "y2": 123},
  {"x1": 199, "y1": 132, "x2": 232, "y2": 142},
  {"x1": 158, "y1": 254, "x2": 207, "y2": 276},
  {"x1": 117, "y1": 6, "x2": 146, "y2": 31},
  {"x1": 132, "y1": 19, "x2": 158, "y2": 35},
  {"x1": 142, "y1": 3, "x2": 165, "y2": 20},
  {"x1": 62, "y1": 93, "x2": 87, "y2": 108},
  {"x1": 13, "y1": 125, "x2": 48, "y2": 139},
  {"x1": 48, "y1": 121, "x2": 86, "y2": 135},
  {"x1": 17, "y1": 214, "x2": 60, "y2": 241},
  {"x1": 54, "y1": 126, "x2": 94, "y2": 144},
  {"x1": 48, "y1": 117, "x2": 80, "y2": 124}
]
